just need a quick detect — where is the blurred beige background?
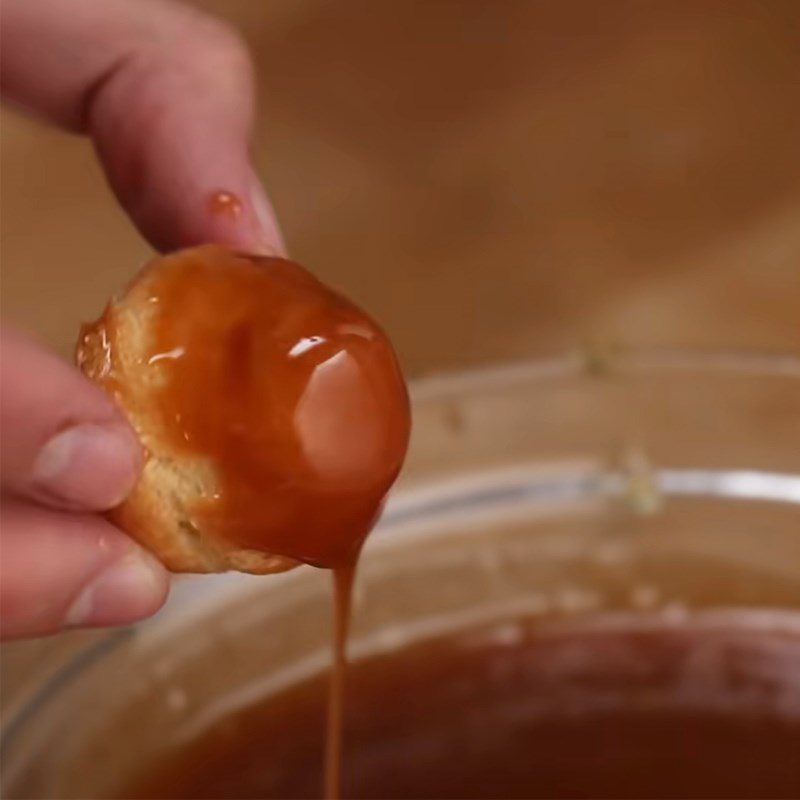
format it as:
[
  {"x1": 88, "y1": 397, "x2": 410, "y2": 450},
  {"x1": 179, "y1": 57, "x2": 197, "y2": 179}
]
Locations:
[{"x1": 2, "y1": 0, "x2": 798, "y2": 376}]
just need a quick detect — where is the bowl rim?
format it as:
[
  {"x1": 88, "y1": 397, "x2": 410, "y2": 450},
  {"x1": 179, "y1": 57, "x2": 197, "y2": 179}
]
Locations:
[{"x1": 2, "y1": 347, "x2": 799, "y2": 784}]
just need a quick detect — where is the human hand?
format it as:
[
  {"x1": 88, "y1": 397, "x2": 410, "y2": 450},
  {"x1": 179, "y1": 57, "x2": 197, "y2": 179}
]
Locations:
[{"x1": 1, "y1": 0, "x2": 285, "y2": 637}]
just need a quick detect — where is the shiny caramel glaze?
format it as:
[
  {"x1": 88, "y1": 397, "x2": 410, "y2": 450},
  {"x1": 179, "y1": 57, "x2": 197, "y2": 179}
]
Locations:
[
  {"x1": 81, "y1": 245, "x2": 410, "y2": 569},
  {"x1": 207, "y1": 190, "x2": 243, "y2": 219}
]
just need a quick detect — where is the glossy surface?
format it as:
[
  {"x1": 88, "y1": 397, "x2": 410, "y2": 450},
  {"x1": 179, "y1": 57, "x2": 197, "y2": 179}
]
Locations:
[
  {"x1": 123, "y1": 617, "x2": 800, "y2": 799},
  {"x1": 134, "y1": 246, "x2": 409, "y2": 567},
  {"x1": 207, "y1": 190, "x2": 243, "y2": 220}
]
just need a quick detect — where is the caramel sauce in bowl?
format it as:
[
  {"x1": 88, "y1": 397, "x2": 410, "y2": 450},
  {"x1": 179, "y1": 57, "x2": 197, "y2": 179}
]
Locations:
[{"x1": 2, "y1": 351, "x2": 799, "y2": 800}]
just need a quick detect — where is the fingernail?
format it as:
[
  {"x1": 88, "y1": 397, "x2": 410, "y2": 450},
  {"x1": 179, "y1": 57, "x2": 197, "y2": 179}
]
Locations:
[
  {"x1": 65, "y1": 549, "x2": 167, "y2": 629},
  {"x1": 249, "y1": 173, "x2": 288, "y2": 257},
  {"x1": 32, "y1": 422, "x2": 141, "y2": 510}
]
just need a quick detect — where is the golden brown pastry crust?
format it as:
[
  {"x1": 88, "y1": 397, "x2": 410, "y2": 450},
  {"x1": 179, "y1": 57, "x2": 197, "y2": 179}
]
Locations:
[{"x1": 75, "y1": 249, "x2": 298, "y2": 575}]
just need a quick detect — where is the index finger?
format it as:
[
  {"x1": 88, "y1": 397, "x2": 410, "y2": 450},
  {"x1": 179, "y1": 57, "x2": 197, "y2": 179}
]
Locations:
[{"x1": 0, "y1": 0, "x2": 286, "y2": 256}]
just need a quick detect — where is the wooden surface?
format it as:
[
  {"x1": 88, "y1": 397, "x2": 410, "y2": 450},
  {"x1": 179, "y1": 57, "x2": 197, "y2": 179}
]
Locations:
[
  {"x1": 1, "y1": 0, "x2": 799, "y2": 708},
  {"x1": 2, "y1": 0, "x2": 798, "y2": 376}
]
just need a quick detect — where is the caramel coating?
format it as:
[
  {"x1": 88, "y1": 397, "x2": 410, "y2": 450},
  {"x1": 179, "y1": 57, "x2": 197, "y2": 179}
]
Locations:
[{"x1": 77, "y1": 246, "x2": 410, "y2": 572}]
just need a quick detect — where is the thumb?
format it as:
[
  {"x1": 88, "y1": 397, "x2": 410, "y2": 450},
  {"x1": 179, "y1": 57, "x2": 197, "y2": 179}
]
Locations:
[
  {"x1": 0, "y1": 328, "x2": 170, "y2": 640},
  {"x1": 0, "y1": 500, "x2": 169, "y2": 639},
  {"x1": 1, "y1": 326, "x2": 142, "y2": 511}
]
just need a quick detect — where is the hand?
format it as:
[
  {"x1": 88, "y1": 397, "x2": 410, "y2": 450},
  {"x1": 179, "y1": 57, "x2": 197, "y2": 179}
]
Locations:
[{"x1": 0, "y1": 0, "x2": 286, "y2": 638}]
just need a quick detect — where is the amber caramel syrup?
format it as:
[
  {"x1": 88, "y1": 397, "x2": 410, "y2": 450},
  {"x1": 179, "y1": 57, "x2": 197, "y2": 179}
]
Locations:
[{"x1": 124, "y1": 617, "x2": 800, "y2": 799}]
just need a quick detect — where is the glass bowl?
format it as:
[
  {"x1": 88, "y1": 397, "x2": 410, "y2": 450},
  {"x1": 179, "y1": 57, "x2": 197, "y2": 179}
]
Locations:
[{"x1": 2, "y1": 349, "x2": 799, "y2": 799}]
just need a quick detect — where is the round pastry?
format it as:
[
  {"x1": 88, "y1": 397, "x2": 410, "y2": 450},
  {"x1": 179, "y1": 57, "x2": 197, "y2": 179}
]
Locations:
[{"x1": 76, "y1": 245, "x2": 410, "y2": 574}]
